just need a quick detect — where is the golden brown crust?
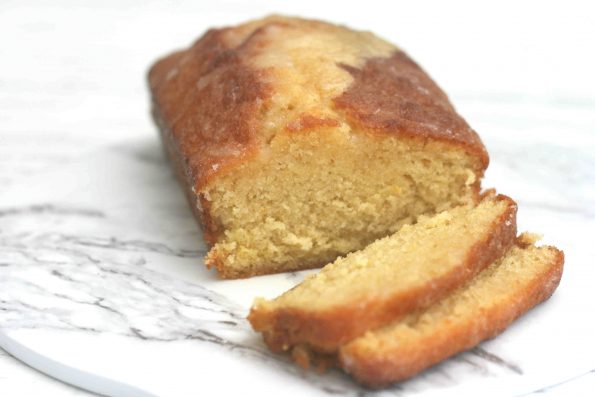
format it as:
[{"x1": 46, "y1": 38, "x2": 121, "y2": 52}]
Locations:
[
  {"x1": 285, "y1": 114, "x2": 341, "y2": 133},
  {"x1": 149, "y1": 27, "x2": 272, "y2": 245},
  {"x1": 333, "y1": 51, "x2": 489, "y2": 170},
  {"x1": 339, "y1": 246, "x2": 564, "y2": 387},
  {"x1": 153, "y1": 106, "x2": 221, "y2": 246},
  {"x1": 248, "y1": 195, "x2": 517, "y2": 352},
  {"x1": 149, "y1": 29, "x2": 271, "y2": 179},
  {"x1": 291, "y1": 345, "x2": 337, "y2": 373}
]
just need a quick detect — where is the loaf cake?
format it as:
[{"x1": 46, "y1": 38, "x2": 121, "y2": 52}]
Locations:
[
  {"x1": 339, "y1": 236, "x2": 564, "y2": 387},
  {"x1": 148, "y1": 15, "x2": 489, "y2": 278},
  {"x1": 248, "y1": 194, "x2": 517, "y2": 353}
]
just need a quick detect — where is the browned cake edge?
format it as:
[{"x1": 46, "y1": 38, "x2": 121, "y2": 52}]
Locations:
[
  {"x1": 333, "y1": 51, "x2": 489, "y2": 170},
  {"x1": 338, "y1": 244, "x2": 564, "y2": 387},
  {"x1": 152, "y1": 105, "x2": 221, "y2": 247},
  {"x1": 248, "y1": 195, "x2": 518, "y2": 353},
  {"x1": 207, "y1": 252, "x2": 330, "y2": 279}
]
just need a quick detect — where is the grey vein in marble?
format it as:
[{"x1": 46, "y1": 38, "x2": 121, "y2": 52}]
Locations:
[{"x1": 0, "y1": 219, "x2": 368, "y2": 395}]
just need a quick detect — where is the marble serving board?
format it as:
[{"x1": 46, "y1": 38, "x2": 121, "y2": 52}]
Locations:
[{"x1": 1, "y1": 137, "x2": 594, "y2": 397}]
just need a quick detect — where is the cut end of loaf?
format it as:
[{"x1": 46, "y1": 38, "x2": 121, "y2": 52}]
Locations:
[{"x1": 204, "y1": 132, "x2": 483, "y2": 279}]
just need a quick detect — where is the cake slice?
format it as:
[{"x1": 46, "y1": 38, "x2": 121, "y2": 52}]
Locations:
[
  {"x1": 149, "y1": 16, "x2": 489, "y2": 278},
  {"x1": 248, "y1": 194, "x2": 517, "y2": 353},
  {"x1": 339, "y1": 237, "x2": 564, "y2": 387}
]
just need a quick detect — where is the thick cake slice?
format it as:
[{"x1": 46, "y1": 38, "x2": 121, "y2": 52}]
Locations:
[
  {"x1": 248, "y1": 195, "x2": 517, "y2": 353},
  {"x1": 149, "y1": 15, "x2": 489, "y2": 278},
  {"x1": 339, "y1": 237, "x2": 564, "y2": 387}
]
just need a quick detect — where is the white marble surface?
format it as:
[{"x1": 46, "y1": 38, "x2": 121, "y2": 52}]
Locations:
[
  {"x1": 1, "y1": 138, "x2": 595, "y2": 396},
  {"x1": 1, "y1": 1, "x2": 595, "y2": 396}
]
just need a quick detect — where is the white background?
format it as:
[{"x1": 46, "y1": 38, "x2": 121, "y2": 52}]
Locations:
[{"x1": 1, "y1": 0, "x2": 594, "y2": 395}]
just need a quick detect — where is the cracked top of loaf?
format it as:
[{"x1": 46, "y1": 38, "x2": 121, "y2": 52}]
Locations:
[{"x1": 148, "y1": 15, "x2": 488, "y2": 192}]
